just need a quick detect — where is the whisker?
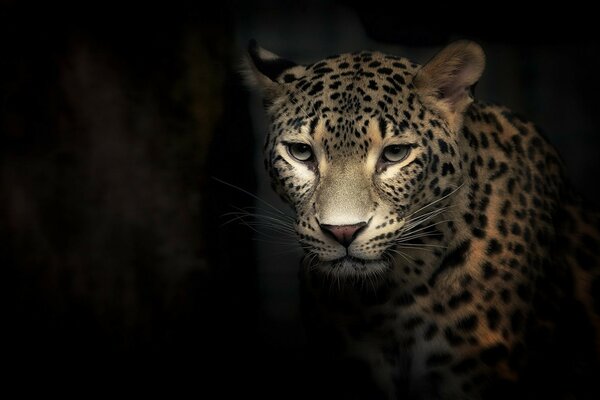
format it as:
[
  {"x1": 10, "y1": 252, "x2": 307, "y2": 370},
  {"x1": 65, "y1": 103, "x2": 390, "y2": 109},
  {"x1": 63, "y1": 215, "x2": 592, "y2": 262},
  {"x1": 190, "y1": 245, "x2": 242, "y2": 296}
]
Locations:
[
  {"x1": 403, "y1": 183, "x2": 464, "y2": 220},
  {"x1": 233, "y1": 220, "x2": 296, "y2": 235},
  {"x1": 398, "y1": 243, "x2": 446, "y2": 250},
  {"x1": 403, "y1": 206, "x2": 452, "y2": 228},
  {"x1": 404, "y1": 205, "x2": 449, "y2": 225},
  {"x1": 222, "y1": 206, "x2": 297, "y2": 236},
  {"x1": 399, "y1": 219, "x2": 454, "y2": 239},
  {"x1": 397, "y1": 249, "x2": 435, "y2": 255},
  {"x1": 397, "y1": 246, "x2": 435, "y2": 253},
  {"x1": 224, "y1": 206, "x2": 294, "y2": 224},
  {"x1": 396, "y1": 232, "x2": 442, "y2": 242},
  {"x1": 225, "y1": 207, "x2": 295, "y2": 224},
  {"x1": 392, "y1": 250, "x2": 417, "y2": 266},
  {"x1": 223, "y1": 220, "x2": 296, "y2": 237},
  {"x1": 212, "y1": 177, "x2": 289, "y2": 216},
  {"x1": 406, "y1": 204, "x2": 453, "y2": 221},
  {"x1": 402, "y1": 211, "x2": 447, "y2": 234},
  {"x1": 386, "y1": 247, "x2": 418, "y2": 263}
]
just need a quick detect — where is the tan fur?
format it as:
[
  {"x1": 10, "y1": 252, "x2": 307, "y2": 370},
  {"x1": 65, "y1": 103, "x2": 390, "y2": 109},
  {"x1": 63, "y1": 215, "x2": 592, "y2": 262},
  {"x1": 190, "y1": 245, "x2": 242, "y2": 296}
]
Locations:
[{"x1": 414, "y1": 41, "x2": 485, "y2": 132}]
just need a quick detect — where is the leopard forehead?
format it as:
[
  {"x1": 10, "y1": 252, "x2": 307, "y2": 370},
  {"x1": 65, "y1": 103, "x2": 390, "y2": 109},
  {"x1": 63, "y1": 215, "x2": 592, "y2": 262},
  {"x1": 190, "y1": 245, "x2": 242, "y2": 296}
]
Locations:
[
  {"x1": 266, "y1": 52, "x2": 432, "y2": 157},
  {"x1": 278, "y1": 51, "x2": 420, "y2": 92}
]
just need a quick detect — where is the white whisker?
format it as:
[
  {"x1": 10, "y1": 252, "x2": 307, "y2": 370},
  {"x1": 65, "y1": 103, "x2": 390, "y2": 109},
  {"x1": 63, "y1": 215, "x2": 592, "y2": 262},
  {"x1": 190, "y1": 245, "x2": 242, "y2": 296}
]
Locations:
[
  {"x1": 403, "y1": 218, "x2": 453, "y2": 234},
  {"x1": 397, "y1": 242, "x2": 447, "y2": 248},
  {"x1": 213, "y1": 177, "x2": 290, "y2": 216},
  {"x1": 402, "y1": 183, "x2": 464, "y2": 222}
]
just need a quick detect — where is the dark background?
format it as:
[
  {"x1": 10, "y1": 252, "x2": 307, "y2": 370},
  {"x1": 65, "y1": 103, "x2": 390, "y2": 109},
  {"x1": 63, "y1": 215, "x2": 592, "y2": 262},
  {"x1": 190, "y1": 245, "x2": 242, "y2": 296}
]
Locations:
[{"x1": 2, "y1": 0, "x2": 599, "y2": 396}]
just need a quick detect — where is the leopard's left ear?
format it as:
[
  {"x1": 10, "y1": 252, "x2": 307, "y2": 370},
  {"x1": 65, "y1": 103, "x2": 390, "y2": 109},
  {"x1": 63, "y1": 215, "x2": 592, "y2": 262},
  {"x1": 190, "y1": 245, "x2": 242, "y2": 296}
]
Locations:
[
  {"x1": 242, "y1": 40, "x2": 298, "y2": 102},
  {"x1": 414, "y1": 41, "x2": 485, "y2": 131}
]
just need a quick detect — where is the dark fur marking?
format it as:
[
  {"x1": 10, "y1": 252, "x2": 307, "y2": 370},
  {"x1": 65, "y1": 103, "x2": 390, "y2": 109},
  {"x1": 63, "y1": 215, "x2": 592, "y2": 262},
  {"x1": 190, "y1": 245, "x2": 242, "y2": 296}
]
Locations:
[
  {"x1": 426, "y1": 352, "x2": 453, "y2": 367},
  {"x1": 486, "y1": 307, "x2": 501, "y2": 330},
  {"x1": 457, "y1": 314, "x2": 479, "y2": 332},
  {"x1": 451, "y1": 358, "x2": 478, "y2": 374},
  {"x1": 480, "y1": 344, "x2": 509, "y2": 365},
  {"x1": 428, "y1": 241, "x2": 471, "y2": 287}
]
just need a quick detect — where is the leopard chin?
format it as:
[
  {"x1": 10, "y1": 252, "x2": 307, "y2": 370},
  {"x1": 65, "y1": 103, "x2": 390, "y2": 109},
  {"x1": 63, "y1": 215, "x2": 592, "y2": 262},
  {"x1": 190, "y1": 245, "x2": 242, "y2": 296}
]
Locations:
[{"x1": 317, "y1": 256, "x2": 390, "y2": 277}]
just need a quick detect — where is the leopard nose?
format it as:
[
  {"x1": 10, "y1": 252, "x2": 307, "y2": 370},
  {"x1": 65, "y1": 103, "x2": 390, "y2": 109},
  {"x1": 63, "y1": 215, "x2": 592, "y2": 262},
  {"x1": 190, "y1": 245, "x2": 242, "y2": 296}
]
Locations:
[{"x1": 320, "y1": 222, "x2": 368, "y2": 247}]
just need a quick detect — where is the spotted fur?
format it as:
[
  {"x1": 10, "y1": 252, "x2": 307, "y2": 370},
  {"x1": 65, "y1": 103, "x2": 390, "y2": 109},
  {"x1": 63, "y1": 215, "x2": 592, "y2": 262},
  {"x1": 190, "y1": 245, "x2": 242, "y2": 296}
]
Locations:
[{"x1": 245, "y1": 40, "x2": 600, "y2": 399}]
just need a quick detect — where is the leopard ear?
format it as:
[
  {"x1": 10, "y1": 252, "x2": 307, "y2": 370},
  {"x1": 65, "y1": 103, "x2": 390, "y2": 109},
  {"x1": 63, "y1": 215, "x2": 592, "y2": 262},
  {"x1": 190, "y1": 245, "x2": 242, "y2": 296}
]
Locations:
[
  {"x1": 414, "y1": 41, "x2": 485, "y2": 131},
  {"x1": 242, "y1": 40, "x2": 298, "y2": 100}
]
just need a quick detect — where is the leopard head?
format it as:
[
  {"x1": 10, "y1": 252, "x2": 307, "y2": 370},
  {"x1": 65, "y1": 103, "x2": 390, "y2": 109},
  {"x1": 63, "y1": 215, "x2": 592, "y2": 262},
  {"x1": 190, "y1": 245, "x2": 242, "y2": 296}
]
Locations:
[{"x1": 244, "y1": 41, "x2": 485, "y2": 277}]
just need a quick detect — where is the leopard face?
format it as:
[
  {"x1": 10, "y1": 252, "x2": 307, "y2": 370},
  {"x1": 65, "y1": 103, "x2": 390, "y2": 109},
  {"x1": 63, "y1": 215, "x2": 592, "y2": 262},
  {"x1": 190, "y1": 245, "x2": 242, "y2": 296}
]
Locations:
[{"x1": 245, "y1": 41, "x2": 483, "y2": 277}]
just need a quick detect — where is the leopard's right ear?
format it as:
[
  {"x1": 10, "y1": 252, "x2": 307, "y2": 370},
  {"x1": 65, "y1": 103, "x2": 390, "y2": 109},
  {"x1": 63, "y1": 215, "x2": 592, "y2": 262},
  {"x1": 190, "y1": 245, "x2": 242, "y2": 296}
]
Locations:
[{"x1": 242, "y1": 40, "x2": 299, "y2": 99}]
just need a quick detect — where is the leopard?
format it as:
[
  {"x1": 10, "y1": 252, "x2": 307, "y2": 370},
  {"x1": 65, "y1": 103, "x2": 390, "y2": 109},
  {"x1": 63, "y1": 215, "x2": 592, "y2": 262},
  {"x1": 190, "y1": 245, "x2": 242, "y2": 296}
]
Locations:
[{"x1": 243, "y1": 40, "x2": 600, "y2": 399}]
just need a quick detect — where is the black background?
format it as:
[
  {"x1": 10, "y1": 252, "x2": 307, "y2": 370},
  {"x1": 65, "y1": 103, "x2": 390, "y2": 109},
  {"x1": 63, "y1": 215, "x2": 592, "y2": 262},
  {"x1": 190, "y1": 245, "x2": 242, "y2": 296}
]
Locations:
[{"x1": 2, "y1": 1, "x2": 599, "y2": 396}]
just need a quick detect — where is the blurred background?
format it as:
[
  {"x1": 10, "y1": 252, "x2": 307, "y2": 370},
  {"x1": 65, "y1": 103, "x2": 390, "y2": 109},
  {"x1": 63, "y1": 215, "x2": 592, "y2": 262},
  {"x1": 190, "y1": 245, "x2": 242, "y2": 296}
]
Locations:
[{"x1": 2, "y1": 0, "x2": 599, "y2": 396}]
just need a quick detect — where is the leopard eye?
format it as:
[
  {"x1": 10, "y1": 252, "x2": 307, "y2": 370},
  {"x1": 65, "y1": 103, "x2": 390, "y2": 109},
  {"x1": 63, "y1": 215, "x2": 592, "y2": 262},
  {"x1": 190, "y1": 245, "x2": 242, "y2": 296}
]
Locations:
[
  {"x1": 381, "y1": 144, "x2": 410, "y2": 163},
  {"x1": 288, "y1": 143, "x2": 314, "y2": 162}
]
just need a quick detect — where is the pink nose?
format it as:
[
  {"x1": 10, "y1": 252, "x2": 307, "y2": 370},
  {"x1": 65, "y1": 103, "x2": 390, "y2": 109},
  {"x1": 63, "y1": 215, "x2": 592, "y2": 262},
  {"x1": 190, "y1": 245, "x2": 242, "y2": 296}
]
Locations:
[{"x1": 320, "y1": 222, "x2": 367, "y2": 247}]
